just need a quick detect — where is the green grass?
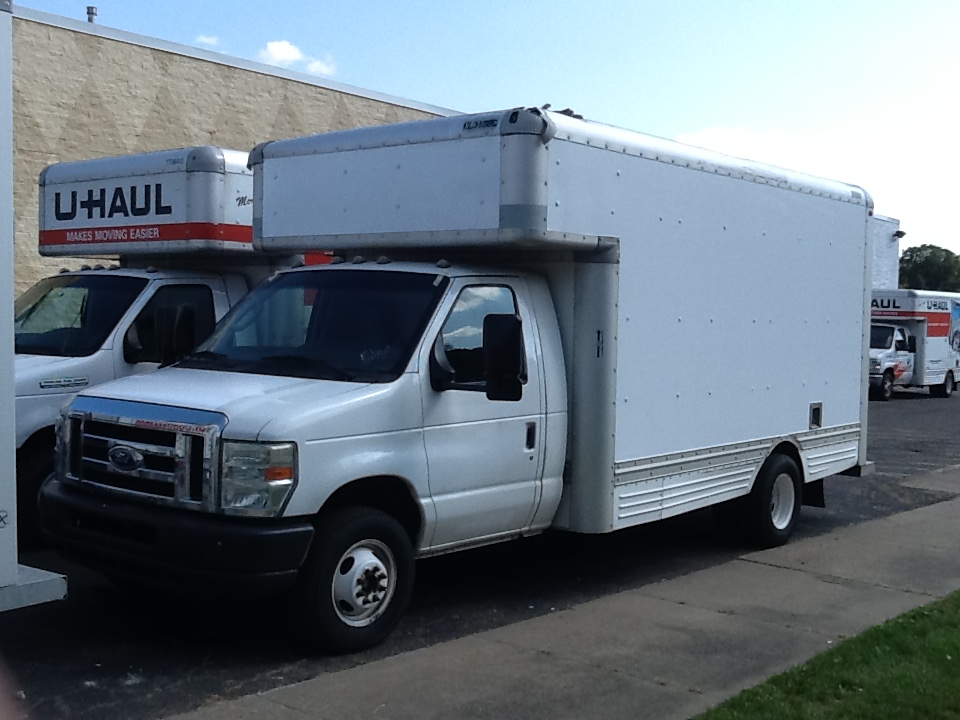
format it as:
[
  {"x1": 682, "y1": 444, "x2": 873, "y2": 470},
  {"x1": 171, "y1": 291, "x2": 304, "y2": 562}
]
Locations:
[{"x1": 695, "y1": 590, "x2": 960, "y2": 720}]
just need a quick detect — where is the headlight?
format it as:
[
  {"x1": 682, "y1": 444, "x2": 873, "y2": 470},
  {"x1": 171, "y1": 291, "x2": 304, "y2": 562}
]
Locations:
[
  {"x1": 869, "y1": 358, "x2": 881, "y2": 372},
  {"x1": 220, "y1": 441, "x2": 297, "y2": 517}
]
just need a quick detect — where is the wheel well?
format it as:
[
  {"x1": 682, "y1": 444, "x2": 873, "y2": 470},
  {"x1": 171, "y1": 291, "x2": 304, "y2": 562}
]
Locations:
[
  {"x1": 17, "y1": 426, "x2": 56, "y2": 465},
  {"x1": 319, "y1": 476, "x2": 423, "y2": 546},
  {"x1": 767, "y1": 441, "x2": 804, "y2": 483},
  {"x1": 747, "y1": 442, "x2": 807, "y2": 507}
]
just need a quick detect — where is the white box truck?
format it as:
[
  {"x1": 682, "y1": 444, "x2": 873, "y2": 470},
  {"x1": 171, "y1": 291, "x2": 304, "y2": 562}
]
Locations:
[
  {"x1": 870, "y1": 215, "x2": 903, "y2": 291},
  {"x1": 40, "y1": 108, "x2": 873, "y2": 652},
  {"x1": 870, "y1": 288, "x2": 960, "y2": 400},
  {"x1": 16, "y1": 146, "x2": 293, "y2": 544}
]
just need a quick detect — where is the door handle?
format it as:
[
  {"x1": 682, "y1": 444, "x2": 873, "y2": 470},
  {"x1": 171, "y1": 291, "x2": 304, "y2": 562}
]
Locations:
[{"x1": 525, "y1": 422, "x2": 536, "y2": 450}]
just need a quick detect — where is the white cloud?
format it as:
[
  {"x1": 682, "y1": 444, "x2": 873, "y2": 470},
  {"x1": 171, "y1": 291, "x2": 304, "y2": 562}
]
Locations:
[
  {"x1": 258, "y1": 40, "x2": 304, "y2": 68},
  {"x1": 306, "y1": 56, "x2": 337, "y2": 76},
  {"x1": 257, "y1": 40, "x2": 335, "y2": 76},
  {"x1": 195, "y1": 35, "x2": 220, "y2": 48}
]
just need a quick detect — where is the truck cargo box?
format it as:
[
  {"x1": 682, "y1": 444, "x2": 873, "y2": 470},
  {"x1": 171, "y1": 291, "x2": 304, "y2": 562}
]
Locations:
[
  {"x1": 39, "y1": 146, "x2": 253, "y2": 256},
  {"x1": 252, "y1": 109, "x2": 870, "y2": 254},
  {"x1": 869, "y1": 214, "x2": 902, "y2": 290}
]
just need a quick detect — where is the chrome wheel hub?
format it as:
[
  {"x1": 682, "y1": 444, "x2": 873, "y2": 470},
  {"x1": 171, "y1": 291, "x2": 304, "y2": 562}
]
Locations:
[
  {"x1": 770, "y1": 473, "x2": 796, "y2": 530},
  {"x1": 331, "y1": 540, "x2": 397, "y2": 627}
]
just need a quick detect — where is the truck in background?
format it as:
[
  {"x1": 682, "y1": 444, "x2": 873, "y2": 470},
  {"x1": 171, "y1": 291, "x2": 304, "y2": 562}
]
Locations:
[
  {"x1": 41, "y1": 107, "x2": 873, "y2": 652},
  {"x1": 870, "y1": 288, "x2": 960, "y2": 400},
  {"x1": 870, "y1": 215, "x2": 903, "y2": 291},
  {"x1": 16, "y1": 146, "x2": 294, "y2": 544}
]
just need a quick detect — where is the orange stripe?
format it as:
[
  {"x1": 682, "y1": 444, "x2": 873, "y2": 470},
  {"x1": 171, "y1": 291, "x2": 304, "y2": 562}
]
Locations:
[
  {"x1": 39, "y1": 222, "x2": 253, "y2": 246},
  {"x1": 872, "y1": 309, "x2": 952, "y2": 337}
]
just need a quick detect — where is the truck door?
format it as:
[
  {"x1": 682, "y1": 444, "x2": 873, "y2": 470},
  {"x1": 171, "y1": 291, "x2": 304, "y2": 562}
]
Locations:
[
  {"x1": 117, "y1": 282, "x2": 223, "y2": 375},
  {"x1": 421, "y1": 279, "x2": 545, "y2": 549},
  {"x1": 893, "y1": 327, "x2": 915, "y2": 385}
]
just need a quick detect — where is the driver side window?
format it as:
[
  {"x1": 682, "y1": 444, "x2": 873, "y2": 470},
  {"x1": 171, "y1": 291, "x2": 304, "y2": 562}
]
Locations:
[
  {"x1": 125, "y1": 284, "x2": 216, "y2": 364},
  {"x1": 439, "y1": 285, "x2": 518, "y2": 387},
  {"x1": 895, "y1": 329, "x2": 908, "y2": 352}
]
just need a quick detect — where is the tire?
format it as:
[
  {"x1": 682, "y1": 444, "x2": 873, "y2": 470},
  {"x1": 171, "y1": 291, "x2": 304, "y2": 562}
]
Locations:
[
  {"x1": 931, "y1": 372, "x2": 954, "y2": 398},
  {"x1": 17, "y1": 449, "x2": 54, "y2": 550},
  {"x1": 878, "y1": 371, "x2": 894, "y2": 402},
  {"x1": 297, "y1": 507, "x2": 414, "y2": 653},
  {"x1": 745, "y1": 454, "x2": 802, "y2": 548}
]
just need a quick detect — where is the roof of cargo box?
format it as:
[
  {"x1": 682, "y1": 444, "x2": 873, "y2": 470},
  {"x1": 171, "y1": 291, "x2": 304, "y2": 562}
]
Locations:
[
  {"x1": 251, "y1": 107, "x2": 870, "y2": 206},
  {"x1": 40, "y1": 146, "x2": 250, "y2": 185},
  {"x1": 874, "y1": 289, "x2": 960, "y2": 300},
  {"x1": 251, "y1": 107, "x2": 873, "y2": 255}
]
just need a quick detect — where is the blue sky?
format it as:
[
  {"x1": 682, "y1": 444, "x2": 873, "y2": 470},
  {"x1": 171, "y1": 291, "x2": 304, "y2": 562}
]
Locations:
[{"x1": 14, "y1": 0, "x2": 960, "y2": 254}]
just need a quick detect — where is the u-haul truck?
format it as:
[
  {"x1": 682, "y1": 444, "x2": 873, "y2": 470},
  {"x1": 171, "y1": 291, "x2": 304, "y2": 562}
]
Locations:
[
  {"x1": 15, "y1": 146, "x2": 293, "y2": 545},
  {"x1": 42, "y1": 108, "x2": 872, "y2": 652},
  {"x1": 870, "y1": 289, "x2": 960, "y2": 400}
]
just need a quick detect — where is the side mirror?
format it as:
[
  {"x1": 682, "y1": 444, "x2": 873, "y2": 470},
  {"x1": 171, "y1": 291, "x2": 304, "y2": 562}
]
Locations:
[
  {"x1": 123, "y1": 324, "x2": 145, "y2": 364},
  {"x1": 907, "y1": 336, "x2": 917, "y2": 354},
  {"x1": 483, "y1": 314, "x2": 523, "y2": 402},
  {"x1": 429, "y1": 336, "x2": 456, "y2": 391}
]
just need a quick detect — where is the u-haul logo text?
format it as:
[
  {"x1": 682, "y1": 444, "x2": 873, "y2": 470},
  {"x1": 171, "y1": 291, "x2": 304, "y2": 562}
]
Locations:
[
  {"x1": 872, "y1": 298, "x2": 902, "y2": 310},
  {"x1": 53, "y1": 184, "x2": 172, "y2": 222}
]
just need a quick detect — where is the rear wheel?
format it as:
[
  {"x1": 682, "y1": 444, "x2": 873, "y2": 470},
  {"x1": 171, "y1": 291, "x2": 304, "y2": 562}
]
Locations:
[
  {"x1": 745, "y1": 454, "x2": 802, "y2": 548},
  {"x1": 297, "y1": 507, "x2": 414, "y2": 653},
  {"x1": 931, "y1": 372, "x2": 954, "y2": 398}
]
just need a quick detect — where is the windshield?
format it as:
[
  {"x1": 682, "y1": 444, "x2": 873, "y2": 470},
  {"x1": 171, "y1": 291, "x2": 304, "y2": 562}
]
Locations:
[
  {"x1": 14, "y1": 274, "x2": 148, "y2": 357},
  {"x1": 870, "y1": 324, "x2": 895, "y2": 350},
  {"x1": 180, "y1": 268, "x2": 449, "y2": 382}
]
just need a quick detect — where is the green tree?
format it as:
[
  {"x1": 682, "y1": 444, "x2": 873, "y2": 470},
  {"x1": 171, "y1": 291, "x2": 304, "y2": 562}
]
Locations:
[{"x1": 899, "y1": 244, "x2": 960, "y2": 291}]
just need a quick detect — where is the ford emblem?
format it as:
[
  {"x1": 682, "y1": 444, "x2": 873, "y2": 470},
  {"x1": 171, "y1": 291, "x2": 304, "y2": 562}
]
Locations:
[{"x1": 108, "y1": 445, "x2": 144, "y2": 473}]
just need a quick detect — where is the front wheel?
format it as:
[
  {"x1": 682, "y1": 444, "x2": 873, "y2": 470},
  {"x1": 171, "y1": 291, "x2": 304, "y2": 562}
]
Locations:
[
  {"x1": 297, "y1": 507, "x2": 414, "y2": 653},
  {"x1": 877, "y1": 371, "x2": 895, "y2": 401},
  {"x1": 744, "y1": 454, "x2": 802, "y2": 548},
  {"x1": 17, "y1": 449, "x2": 54, "y2": 549},
  {"x1": 931, "y1": 372, "x2": 955, "y2": 398}
]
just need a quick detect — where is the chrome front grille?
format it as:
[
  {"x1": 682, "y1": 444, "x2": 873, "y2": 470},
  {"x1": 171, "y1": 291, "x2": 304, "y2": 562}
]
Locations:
[{"x1": 61, "y1": 396, "x2": 227, "y2": 511}]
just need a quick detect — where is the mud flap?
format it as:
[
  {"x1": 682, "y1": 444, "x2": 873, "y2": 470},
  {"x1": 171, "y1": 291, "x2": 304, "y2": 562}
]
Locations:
[{"x1": 802, "y1": 478, "x2": 825, "y2": 508}]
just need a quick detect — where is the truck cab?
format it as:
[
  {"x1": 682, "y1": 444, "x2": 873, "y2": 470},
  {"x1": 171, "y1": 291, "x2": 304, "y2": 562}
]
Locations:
[
  {"x1": 869, "y1": 322, "x2": 915, "y2": 400},
  {"x1": 14, "y1": 266, "x2": 255, "y2": 544}
]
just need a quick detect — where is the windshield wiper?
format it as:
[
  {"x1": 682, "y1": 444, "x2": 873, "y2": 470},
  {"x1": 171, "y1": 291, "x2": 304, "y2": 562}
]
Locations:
[
  {"x1": 176, "y1": 350, "x2": 238, "y2": 369},
  {"x1": 255, "y1": 354, "x2": 355, "y2": 381}
]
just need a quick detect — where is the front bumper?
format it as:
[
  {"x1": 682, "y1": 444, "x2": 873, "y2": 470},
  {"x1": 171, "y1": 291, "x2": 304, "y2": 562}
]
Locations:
[{"x1": 39, "y1": 478, "x2": 315, "y2": 597}]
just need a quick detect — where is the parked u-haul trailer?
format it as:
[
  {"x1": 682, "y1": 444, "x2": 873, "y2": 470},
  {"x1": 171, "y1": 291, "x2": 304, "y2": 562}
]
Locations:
[
  {"x1": 16, "y1": 146, "x2": 294, "y2": 546},
  {"x1": 870, "y1": 288, "x2": 960, "y2": 400},
  {"x1": 42, "y1": 108, "x2": 873, "y2": 652}
]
